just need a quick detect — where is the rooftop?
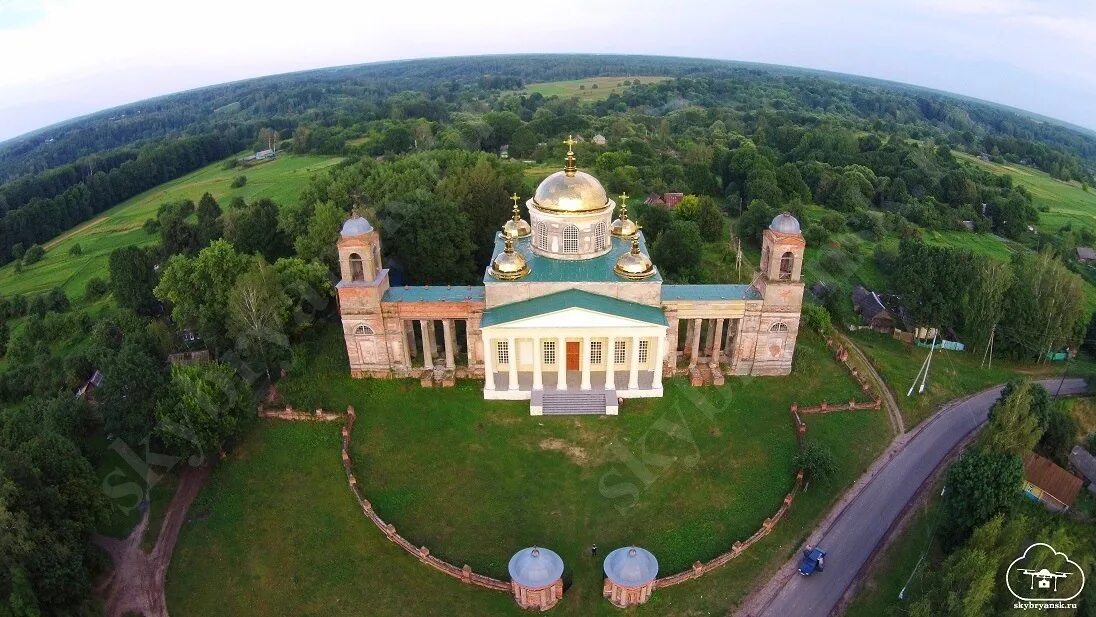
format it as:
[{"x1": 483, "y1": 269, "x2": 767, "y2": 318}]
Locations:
[
  {"x1": 483, "y1": 232, "x2": 662, "y2": 285},
  {"x1": 481, "y1": 289, "x2": 667, "y2": 328},
  {"x1": 1023, "y1": 452, "x2": 1083, "y2": 508}
]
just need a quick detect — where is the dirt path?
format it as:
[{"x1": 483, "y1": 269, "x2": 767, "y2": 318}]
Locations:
[
  {"x1": 95, "y1": 464, "x2": 211, "y2": 617},
  {"x1": 836, "y1": 332, "x2": 905, "y2": 435}
]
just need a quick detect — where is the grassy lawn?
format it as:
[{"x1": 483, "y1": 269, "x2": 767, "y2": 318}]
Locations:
[
  {"x1": 167, "y1": 321, "x2": 890, "y2": 616},
  {"x1": 0, "y1": 154, "x2": 341, "y2": 302},
  {"x1": 89, "y1": 432, "x2": 181, "y2": 541},
  {"x1": 848, "y1": 330, "x2": 1079, "y2": 429},
  {"x1": 956, "y1": 151, "x2": 1096, "y2": 235},
  {"x1": 521, "y1": 76, "x2": 669, "y2": 101}
]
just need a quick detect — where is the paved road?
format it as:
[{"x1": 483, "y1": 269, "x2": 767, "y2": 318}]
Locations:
[{"x1": 750, "y1": 378, "x2": 1088, "y2": 617}]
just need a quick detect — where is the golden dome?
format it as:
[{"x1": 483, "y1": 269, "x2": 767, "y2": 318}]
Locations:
[
  {"x1": 614, "y1": 235, "x2": 656, "y2": 279},
  {"x1": 503, "y1": 196, "x2": 531, "y2": 238},
  {"x1": 490, "y1": 233, "x2": 530, "y2": 280},
  {"x1": 610, "y1": 192, "x2": 638, "y2": 238},
  {"x1": 531, "y1": 136, "x2": 609, "y2": 214}
]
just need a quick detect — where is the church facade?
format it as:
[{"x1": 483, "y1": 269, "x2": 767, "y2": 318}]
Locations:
[{"x1": 336, "y1": 146, "x2": 805, "y2": 415}]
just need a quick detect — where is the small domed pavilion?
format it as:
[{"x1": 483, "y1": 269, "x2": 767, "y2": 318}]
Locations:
[
  {"x1": 602, "y1": 546, "x2": 659, "y2": 608},
  {"x1": 507, "y1": 546, "x2": 565, "y2": 611}
]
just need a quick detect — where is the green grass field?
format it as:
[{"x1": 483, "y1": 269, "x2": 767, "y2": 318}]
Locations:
[
  {"x1": 522, "y1": 76, "x2": 669, "y2": 101},
  {"x1": 0, "y1": 154, "x2": 341, "y2": 302},
  {"x1": 167, "y1": 322, "x2": 890, "y2": 616},
  {"x1": 956, "y1": 151, "x2": 1096, "y2": 235}
]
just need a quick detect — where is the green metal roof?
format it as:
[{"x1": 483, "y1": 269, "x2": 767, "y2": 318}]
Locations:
[
  {"x1": 482, "y1": 233, "x2": 662, "y2": 284},
  {"x1": 481, "y1": 289, "x2": 667, "y2": 328},
  {"x1": 661, "y1": 284, "x2": 760, "y2": 301},
  {"x1": 383, "y1": 286, "x2": 485, "y2": 303}
]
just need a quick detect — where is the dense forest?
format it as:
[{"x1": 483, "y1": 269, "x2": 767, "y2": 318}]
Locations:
[{"x1": 2, "y1": 55, "x2": 1096, "y2": 615}]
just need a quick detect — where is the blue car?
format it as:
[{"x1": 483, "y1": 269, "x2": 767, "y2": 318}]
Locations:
[{"x1": 798, "y1": 547, "x2": 826, "y2": 576}]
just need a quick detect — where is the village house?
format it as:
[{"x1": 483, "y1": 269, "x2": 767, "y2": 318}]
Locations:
[
  {"x1": 1076, "y1": 246, "x2": 1096, "y2": 263},
  {"x1": 1022, "y1": 452, "x2": 1083, "y2": 512},
  {"x1": 1069, "y1": 446, "x2": 1096, "y2": 495}
]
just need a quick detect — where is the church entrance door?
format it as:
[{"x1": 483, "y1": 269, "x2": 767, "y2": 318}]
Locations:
[{"x1": 566, "y1": 341, "x2": 580, "y2": 371}]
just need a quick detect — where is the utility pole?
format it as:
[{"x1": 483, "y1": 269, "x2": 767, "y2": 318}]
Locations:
[
  {"x1": 919, "y1": 332, "x2": 937, "y2": 394},
  {"x1": 981, "y1": 324, "x2": 996, "y2": 369},
  {"x1": 1054, "y1": 347, "x2": 1072, "y2": 399},
  {"x1": 735, "y1": 238, "x2": 742, "y2": 278}
]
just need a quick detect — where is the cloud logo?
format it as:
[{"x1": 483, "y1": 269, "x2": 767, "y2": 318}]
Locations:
[{"x1": 1005, "y1": 542, "x2": 1086, "y2": 602}]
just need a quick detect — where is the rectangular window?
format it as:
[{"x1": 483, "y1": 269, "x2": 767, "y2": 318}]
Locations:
[
  {"x1": 614, "y1": 340, "x2": 627, "y2": 365},
  {"x1": 496, "y1": 341, "x2": 509, "y2": 365},
  {"x1": 638, "y1": 339, "x2": 649, "y2": 364},
  {"x1": 543, "y1": 340, "x2": 556, "y2": 365},
  {"x1": 590, "y1": 341, "x2": 603, "y2": 365}
]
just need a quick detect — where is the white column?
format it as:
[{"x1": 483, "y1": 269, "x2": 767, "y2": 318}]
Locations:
[
  {"x1": 532, "y1": 337, "x2": 543, "y2": 390},
  {"x1": 653, "y1": 333, "x2": 665, "y2": 390},
  {"x1": 419, "y1": 320, "x2": 433, "y2": 370},
  {"x1": 442, "y1": 319, "x2": 455, "y2": 369},
  {"x1": 556, "y1": 337, "x2": 567, "y2": 391},
  {"x1": 605, "y1": 335, "x2": 616, "y2": 390},
  {"x1": 483, "y1": 336, "x2": 495, "y2": 391},
  {"x1": 508, "y1": 336, "x2": 518, "y2": 391},
  {"x1": 628, "y1": 336, "x2": 641, "y2": 390},
  {"x1": 580, "y1": 336, "x2": 592, "y2": 391},
  {"x1": 400, "y1": 321, "x2": 411, "y2": 368}
]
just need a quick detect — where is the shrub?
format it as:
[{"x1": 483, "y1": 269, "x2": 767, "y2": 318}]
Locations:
[
  {"x1": 794, "y1": 440, "x2": 836, "y2": 483},
  {"x1": 143, "y1": 218, "x2": 160, "y2": 234},
  {"x1": 231, "y1": 175, "x2": 247, "y2": 188},
  {"x1": 69, "y1": 243, "x2": 83, "y2": 256},
  {"x1": 802, "y1": 302, "x2": 832, "y2": 335},
  {"x1": 22, "y1": 244, "x2": 44, "y2": 265},
  {"x1": 85, "y1": 277, "x2": 109, "y2": 300}
]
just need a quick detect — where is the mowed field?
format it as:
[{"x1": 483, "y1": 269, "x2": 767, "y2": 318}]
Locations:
[
  {"x1": 0, "y1": 154, "x2": 341, "y2": 301},
  {"x1": 955, "y1": 151, "x2": 1096, "y2": 234},
  {"x1": 522, "y1": 76, "x2": 669, "y2": 101}
]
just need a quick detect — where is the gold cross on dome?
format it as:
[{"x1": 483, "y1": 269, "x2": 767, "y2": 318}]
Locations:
[
  {"x1": 563, "y1": 135, "x2": 576, "y2": 152},
  {"x1": 619, "y1": 192, "x2": 629, "y2": 204},
  {"x1": 511, "y1": 193, "x2": 521, "y2": 207}
]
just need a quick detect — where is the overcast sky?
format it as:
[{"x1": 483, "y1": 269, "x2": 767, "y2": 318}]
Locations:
[{"x1": 1, "y1": 0, "x2": 1094, "y2": 142}]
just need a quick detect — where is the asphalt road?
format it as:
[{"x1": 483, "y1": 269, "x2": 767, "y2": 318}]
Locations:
[{"x1": 753, "y1": 377, "x2": 1089, "y2": 617}]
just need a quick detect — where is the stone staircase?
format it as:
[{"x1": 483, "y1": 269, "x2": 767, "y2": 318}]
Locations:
[{"x1": 535, "y1": 390, "x2": 615, "y2": 415}]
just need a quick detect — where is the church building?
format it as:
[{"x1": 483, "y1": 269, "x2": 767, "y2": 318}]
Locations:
[{"x1": 335, "y1": 142, "x2": 805, "y2": 415}]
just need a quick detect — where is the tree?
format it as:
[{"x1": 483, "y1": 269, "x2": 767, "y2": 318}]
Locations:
[
  {"x1": 156, "y1": 361, "x2": 254, "y2": 458},
  {"x1": 21, "y1": 244, "x2": 43, "y2": 265},
  {"x1": 68, "y1": 243, "x2": 82, "y2": 256},
  {"x1": 273, "y1": 257, "x2": 335, "y2": 335},
  {"x1": 638, "y1": 204, "x2": 671, "y2": 242},
  {"x1": 979, "y1": 380, "x2": 1041, "y2": 455},
  {"x1": 223, "y1": 198, "x2": 288, "y2": 261},
  {"x1": 227, "y1": 260, "x2": 291, "y2": 381},
  {"x1": 231, "y1": 175, "x2": 247, "y2": 188},
  {"x1": 379, "y1": 193, "x2": 478, "y2": 284},
  {"x1": 96, "y1": 331, "x2": 168, "y2": 445},
  {"x1": 436, "y1": 156, "x2": 522, "y2": 265},
  {"x1": 940, "y1": 448, "x2": 1022, "y2": 545},
  {"x1": 999, "y1": 252, "x2": 1086, "y2": 361},
  {"x1": 695, "y1": 197, "x2": 724, "y2": 241},
  {"x1": 195, "y1": 192, "x2": 223, "y2": 247},
  {"x1": 1037, "y1": 407, "x2": 1078, "y2": 466},
  {"x1": 794, "y1": 440, "x2": 836, "y2": 483},
  {"x1": 108, "y1": 246, "x2": 159, "y2": 313},
  {"x1": 651, "y1": 220, "x2": 703, "y2": 280},
  {"x1": 736, "y1": 199, "x2": 776, "y2": 246},
  {"x1": 292, "y1": 201, "x2": 344, "y2": 268},
  {"x1": 155, "y1": 240, "x2": 251, "y2": 350}
]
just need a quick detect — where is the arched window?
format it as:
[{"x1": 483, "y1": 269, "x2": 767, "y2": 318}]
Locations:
[
  {"x1": 349, "y1": 253, "x2": 365, "y2": 281},
  {"x1": 535, "y1": 222, "x2": 548, "y2": 249},
  {"x1": 770, "y1": 322, "x2": 789, "y2": 333},
  {"x1": 354, "y1": 323, "x2": 373, "y2": 335},
  {"x1": 594, "y1": 222, "x2": 607, "y2": 250},
  {"x1": 779, "y1": 251, "x2": 794, "y2": 280},
  {"x1": 563, "y1": 225, "x2": 579, "y2": 253}
]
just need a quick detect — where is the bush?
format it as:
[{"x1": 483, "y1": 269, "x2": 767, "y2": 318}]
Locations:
[
  {"x1": 801, "y1": 302, "x2": 832, "y2": 335},
  {"x1": 22, "y1": 244, "x2": 44, "y2": 265},
  {"x1": 85, "y1": 277, "x2": 109, "y2": 300},
  {"x1": 142, "y1": 218, "x2": 160, "y2": 234},
  {"x1": 794, "y1": 440, "x2": 836, "y2": 483},
  {"x1": 69, "y1": 243, "x2": 83, "y2": 256},
  {"x1": 1036, "y1": 407, "x2": 1078, "y2": 466},
  {"x1": 231, "y1": 175, "x2": 247, "y2": 188}
]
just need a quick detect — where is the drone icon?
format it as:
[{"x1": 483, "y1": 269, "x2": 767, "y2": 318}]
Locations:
[{"x1": 1016, "y1": 568, "x2": 1071, "y2": 592}]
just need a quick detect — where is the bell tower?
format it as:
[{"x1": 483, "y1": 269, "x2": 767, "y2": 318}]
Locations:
[
  {"x1": 750, "y1": 212, "x2": 806, "y2": 376},
  {"x1": 337, "y1": 215, "x2": 400, "y2": 377}
]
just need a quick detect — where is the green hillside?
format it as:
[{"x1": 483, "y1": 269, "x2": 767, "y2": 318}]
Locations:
[{"x1": 0, "y1": 154, "x2": 341, "y2": 301}]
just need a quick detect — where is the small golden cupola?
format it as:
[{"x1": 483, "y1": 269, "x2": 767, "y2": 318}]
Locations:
[
  {"x1": 610, "y1": 192, "x2": 638, "y2": 239},
  {"x1": 490, "y1": 231, "x2": 531, "y2": 280},
  {"x1": 502, "y1": 193, "x2": 532, "y2": 238},
  {"x1": 613, "y1": 227, "x2": 656, "y2": 279}
]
